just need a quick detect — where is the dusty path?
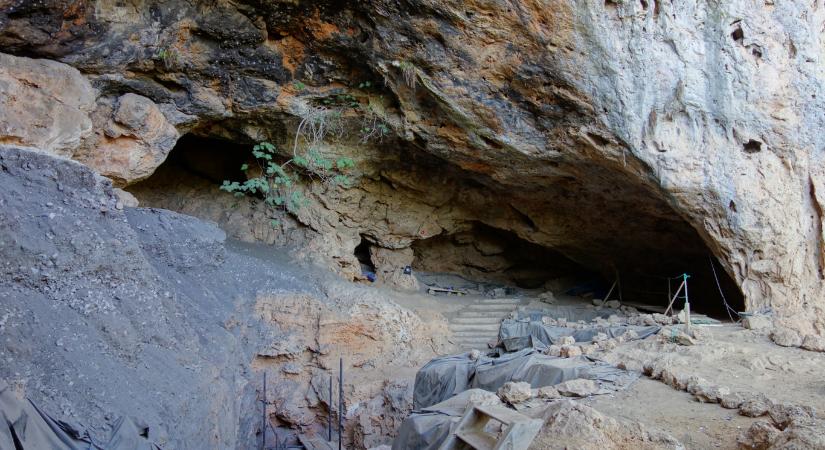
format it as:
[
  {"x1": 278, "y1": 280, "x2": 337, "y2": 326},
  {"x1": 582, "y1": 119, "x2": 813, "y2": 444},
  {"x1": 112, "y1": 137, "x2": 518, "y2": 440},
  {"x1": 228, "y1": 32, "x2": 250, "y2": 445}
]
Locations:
[{"x1": 586, "y1": 378, "x2": 757, "y2": 449}]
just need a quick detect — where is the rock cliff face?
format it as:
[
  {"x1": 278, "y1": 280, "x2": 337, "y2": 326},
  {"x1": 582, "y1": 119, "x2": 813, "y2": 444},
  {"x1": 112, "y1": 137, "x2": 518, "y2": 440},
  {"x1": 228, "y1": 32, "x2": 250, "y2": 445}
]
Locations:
[
  {"x1": 0, "y1": 146, "x2": 447, "y2": 448},
  {"x1": 1, "y1": 1, "x2": 824, "y2": 332}
]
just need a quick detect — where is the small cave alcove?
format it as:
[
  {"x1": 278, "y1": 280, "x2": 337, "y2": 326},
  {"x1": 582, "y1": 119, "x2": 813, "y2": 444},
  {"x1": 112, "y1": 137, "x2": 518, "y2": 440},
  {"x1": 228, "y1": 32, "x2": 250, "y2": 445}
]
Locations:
[
  {"x1": 128, "y1": 133, "x2": 253, "y2": 208},
  {"x1": 354, "y1": 235, "x2": 376, "y2": 274}
]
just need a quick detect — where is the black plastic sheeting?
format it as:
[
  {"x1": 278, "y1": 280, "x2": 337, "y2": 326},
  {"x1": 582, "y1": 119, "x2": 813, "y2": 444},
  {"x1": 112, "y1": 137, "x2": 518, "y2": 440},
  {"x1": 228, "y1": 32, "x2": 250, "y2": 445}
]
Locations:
[
  {"x1": 1, "y1": 381, "x2": 160, "y2": 450},
  {"x1": 498, "y1": 319, "x2": 660, "y2": 352},
  {"x1": 413, "y1": 348, "x2": 639, "y2": 409},
  {"x1": 393, "y1": 389, "x2": 498, "y2": 450}
]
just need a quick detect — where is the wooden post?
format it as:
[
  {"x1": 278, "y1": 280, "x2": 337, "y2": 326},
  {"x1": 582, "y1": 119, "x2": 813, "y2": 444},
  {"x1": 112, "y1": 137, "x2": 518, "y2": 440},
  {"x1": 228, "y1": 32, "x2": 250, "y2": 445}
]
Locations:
[
  {"x1": 664, "y1": 280, "x2": 686, "y2": 316},
  {"x1": 603, "y1": 278, "x2": 618, "y2": 303}
]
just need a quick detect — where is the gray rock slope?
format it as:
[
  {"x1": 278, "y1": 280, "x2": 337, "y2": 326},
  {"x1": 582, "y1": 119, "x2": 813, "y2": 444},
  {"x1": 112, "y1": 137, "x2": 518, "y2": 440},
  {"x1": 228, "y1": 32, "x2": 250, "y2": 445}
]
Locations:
[{"x1": 0, "y1": 146, "x2": 317, "y2": 449}]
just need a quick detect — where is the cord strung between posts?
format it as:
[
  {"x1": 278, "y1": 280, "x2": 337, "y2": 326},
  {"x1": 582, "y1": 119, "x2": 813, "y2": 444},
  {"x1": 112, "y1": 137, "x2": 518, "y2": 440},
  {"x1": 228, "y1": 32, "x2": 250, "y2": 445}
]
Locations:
[{"x1": 709, "y1": 255, "x2": 740, "y2": 323}]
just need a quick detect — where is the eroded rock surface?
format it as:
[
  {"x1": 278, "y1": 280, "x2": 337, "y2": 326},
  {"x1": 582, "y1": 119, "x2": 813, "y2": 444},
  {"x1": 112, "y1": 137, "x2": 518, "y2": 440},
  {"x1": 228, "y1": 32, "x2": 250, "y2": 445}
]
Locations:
[
  {"x1": 530, "y1": 400, "x2": 684, "y2": 450},
  {"x1": 0, "y1": 146, "x2": 445, "y2": 449},
  {"x1": 2, "y1": 1, "x2": 824, "y2": 332}
]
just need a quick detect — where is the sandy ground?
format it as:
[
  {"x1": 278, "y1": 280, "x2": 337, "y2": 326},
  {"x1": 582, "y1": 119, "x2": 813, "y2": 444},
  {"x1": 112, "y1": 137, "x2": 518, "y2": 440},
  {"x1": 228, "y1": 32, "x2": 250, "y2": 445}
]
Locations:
[
  {"x1": 382, "y1": 278, "x2": 825, "y2": 447},
  {"x1": 586, "y1": 378, "x2": 758, "y2": 449},
  {"x1": 600, "y1": 324, "x2": 825, "y2": 413}
]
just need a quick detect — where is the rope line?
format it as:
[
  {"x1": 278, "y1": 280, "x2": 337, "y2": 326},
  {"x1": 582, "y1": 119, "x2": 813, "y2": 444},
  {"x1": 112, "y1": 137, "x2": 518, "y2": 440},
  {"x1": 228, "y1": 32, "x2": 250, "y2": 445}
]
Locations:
[{"x1": 708, "y1": 255, "x2": 740, "y2": 323}]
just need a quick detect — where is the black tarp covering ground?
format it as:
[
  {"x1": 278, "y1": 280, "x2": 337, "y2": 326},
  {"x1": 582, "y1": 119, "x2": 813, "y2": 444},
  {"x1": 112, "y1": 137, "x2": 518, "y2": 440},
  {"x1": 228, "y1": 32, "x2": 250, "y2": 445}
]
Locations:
[
  {"x1": 1, "y1": 381, "x2": 160, "y2": 450},
  {"x1": 413, "y1": 349, "x2": 639, "y2": 409},
  {"x1": 497, "y1": 319, "x2": 660, "y2": 352},
  {"x1": 393, "y1": 389, "x2": 498, "y2": 450}
]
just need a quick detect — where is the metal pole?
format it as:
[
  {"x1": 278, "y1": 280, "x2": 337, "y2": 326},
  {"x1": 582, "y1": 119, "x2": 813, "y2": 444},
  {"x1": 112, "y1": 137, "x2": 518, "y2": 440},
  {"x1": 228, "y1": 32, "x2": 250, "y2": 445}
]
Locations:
[
  {"x1": 339, "y1": 358, "x2": 343, "y2": 450},
  {"x1": 262, "y1": 371, "x2": 267, "y2": 450},
  {"x1": 683, "y1": 274, "x2": 691, "y2": 335},
  {"x1": 328, "y1": 375, "x2": 333, "y2": 442}
]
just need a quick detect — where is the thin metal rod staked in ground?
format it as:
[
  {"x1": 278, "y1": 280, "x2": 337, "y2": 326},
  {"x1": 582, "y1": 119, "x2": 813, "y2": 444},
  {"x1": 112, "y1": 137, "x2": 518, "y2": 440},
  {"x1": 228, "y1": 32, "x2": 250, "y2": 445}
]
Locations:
[
  {"x1": 262, "y1": 371, "x2": 267, "y2": 450},
  {"x1": 339, "y1": 357, "x2": 343, "y2": 450},
  {"x1": 328, "y1": 375, "x2": 333, "y2": 442}
]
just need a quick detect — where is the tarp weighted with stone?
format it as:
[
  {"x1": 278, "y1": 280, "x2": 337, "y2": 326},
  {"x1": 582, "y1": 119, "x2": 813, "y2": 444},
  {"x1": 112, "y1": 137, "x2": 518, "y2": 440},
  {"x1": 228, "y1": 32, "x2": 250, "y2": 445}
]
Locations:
[
  {"x1": 0, "y1": 381, "x2": 161, "y2": 450},
  {"x1": 498, "y1": 319, "x2": 660, "y2": 351},
  {"x1": 394, "y1": 389, "x2": 499, "y2": 450},
  {"x1": 413, "y1": 348, "x2": 639, "y2": 409}
]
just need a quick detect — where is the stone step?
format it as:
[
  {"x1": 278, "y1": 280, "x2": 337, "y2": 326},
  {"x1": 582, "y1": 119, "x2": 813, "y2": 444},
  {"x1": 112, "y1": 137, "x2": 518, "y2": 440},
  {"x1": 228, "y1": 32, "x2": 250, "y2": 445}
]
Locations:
[
  {"x1": 451, "y1": 317, "x2": 503, "y2": 325},
  {"x1": 478, "y1": 298, "x2": 523, "y2": 305},
  {"x1": 451, "y1": 331, "x2": 499, "y2": 339},
  {"x1": 464, "y1": 305, "x2": 518, "y2": 312},
  {"x1": 449, "y1": 323, "x2": 501, "y2": 332},
  {"x1": 453, "y1": 311, "x2": 506, "y2": 318}
]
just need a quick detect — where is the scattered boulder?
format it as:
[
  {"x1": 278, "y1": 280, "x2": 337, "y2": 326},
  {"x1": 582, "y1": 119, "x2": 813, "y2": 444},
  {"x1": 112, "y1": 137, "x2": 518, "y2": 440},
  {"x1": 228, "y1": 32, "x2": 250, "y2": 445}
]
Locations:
[
  {"x1": 559, "y1": 335, "x2": 576, "y2": 346},
  {"x1": 545, "y1": 345, "x2": 561, "y2": 357},
  {"x1": 674, "y1": 332, "x2": 696, "y2": 346},
  {"x1": 685, "y1": 376, "x2": 711, "y2": 395},
  {"x1": 536, "y1": 386, "x2": 561, "y2": 399},
  {"x1": 719, "y1": 391, "x2": 747, "y2": 409},
  {"x1": 497, "y1": 381, "x2": 533, "y2": 404},
  {"x1": 737, "y1": 416, "x2": 825, "y2": 450},
  {"x1": 737, "y1": 420, "x2": 781, "y2": 450},
  {"x1": 556, "y1": 379, "x2": 599, "y2": 397},
  {"x1": 77, "y1": 93, "x2": 180, "y2": 186},
  {"x1": 768, "y1": 402, "x2": 816, "y2": 428},
  {"x1": 660, "y1": 368, "x2": 689, "y2": 391},
  {"x1": 592, "y1": 299, "x2": 604, "y2": 307},
  {"x1": 580, "y1": 344, "x2": 598, "y2": 355},
  {"x1": 560, "y1": 345, "x2": 582, "y2": 358},
  {"x1": 605, "y1": 300, "x2": 621, "y2": 309},
  {"x1": 739, "y1": 394, "x2": 772, "y2": 417},
  {"x1": 800, "y1": 334, "x2": 825, "y2": 352},
  {"x1": 771, "y1": 327, "x2": 802, "y2": 347},
  {"x1": 743, "y1": 314, "x2": 772, "y2": 330},
  {"x1": 694, "y1": 384, "x2": 730, "y2": 404},
  {"x1": 769, "y1": 418, "x2": 825, "y2": 449}
]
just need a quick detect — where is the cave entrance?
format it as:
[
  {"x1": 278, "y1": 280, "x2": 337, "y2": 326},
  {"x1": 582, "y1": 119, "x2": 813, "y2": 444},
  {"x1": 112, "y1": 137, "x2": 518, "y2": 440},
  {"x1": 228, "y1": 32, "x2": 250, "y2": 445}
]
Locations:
[
  {"x1": 617, "y1": 255, "x2": 744, "y2": 320},
  {"x1": 410, "y1": 221, "x2": 744, "y2": 321},
  {"x1": 411, "y1": 223, "x2": 605, "y2": 292},
  {"x1": 132, "y1": 133, "x2": 251, "y2": 191},
  {"x1": 354, "y1": 236, "x2": 376, "y2": 274}
]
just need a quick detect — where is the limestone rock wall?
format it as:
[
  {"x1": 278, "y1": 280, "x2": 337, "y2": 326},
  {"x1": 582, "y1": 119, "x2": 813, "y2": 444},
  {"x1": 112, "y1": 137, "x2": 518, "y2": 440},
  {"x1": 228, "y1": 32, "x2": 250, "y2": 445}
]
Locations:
[{"x1": 1, "y1": 1, "x2": 824, "y2": 332}]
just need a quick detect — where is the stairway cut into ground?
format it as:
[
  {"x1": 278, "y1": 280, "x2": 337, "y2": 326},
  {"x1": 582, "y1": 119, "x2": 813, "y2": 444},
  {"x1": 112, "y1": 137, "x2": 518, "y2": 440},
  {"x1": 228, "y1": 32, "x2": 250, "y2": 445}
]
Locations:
[{"x1": 448, "y1": 298, "x2": 528, "y2": 350}]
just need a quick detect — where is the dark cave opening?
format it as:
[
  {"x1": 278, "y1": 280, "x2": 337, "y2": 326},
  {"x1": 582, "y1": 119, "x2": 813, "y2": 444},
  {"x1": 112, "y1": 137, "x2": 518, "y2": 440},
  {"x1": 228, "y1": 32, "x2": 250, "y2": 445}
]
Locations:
[
  {"x1": 410, "y1": 221, "x2": 744, "y2": 320},
  {"x1": 411, "y1": 223, "x2": 605, "y2": 291},
  {"x1": 354, "y1": 235, "x2": 376, "y2": 274},
  {"x1": 156, "y1": 133, "x2": 251, "y2": 184},
  {"x1": 128, "y1": 133, "x2": 258, "y2": 211},
  {"x1": 131, "y1": 133, "x2": 746, "y2": 321}
]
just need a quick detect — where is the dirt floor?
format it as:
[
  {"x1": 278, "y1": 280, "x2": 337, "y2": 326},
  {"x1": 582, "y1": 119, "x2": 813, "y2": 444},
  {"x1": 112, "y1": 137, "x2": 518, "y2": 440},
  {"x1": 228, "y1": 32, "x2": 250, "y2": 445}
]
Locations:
[
  {"x1": 600, "y1": 324, "x2": 825, "y2": 413},
  {"x1": 382, "y1": 275, "x2": 825, "y2": 448},
  {"x1": 586, "y1": 378, "x2": 757, "y2": 449}
]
